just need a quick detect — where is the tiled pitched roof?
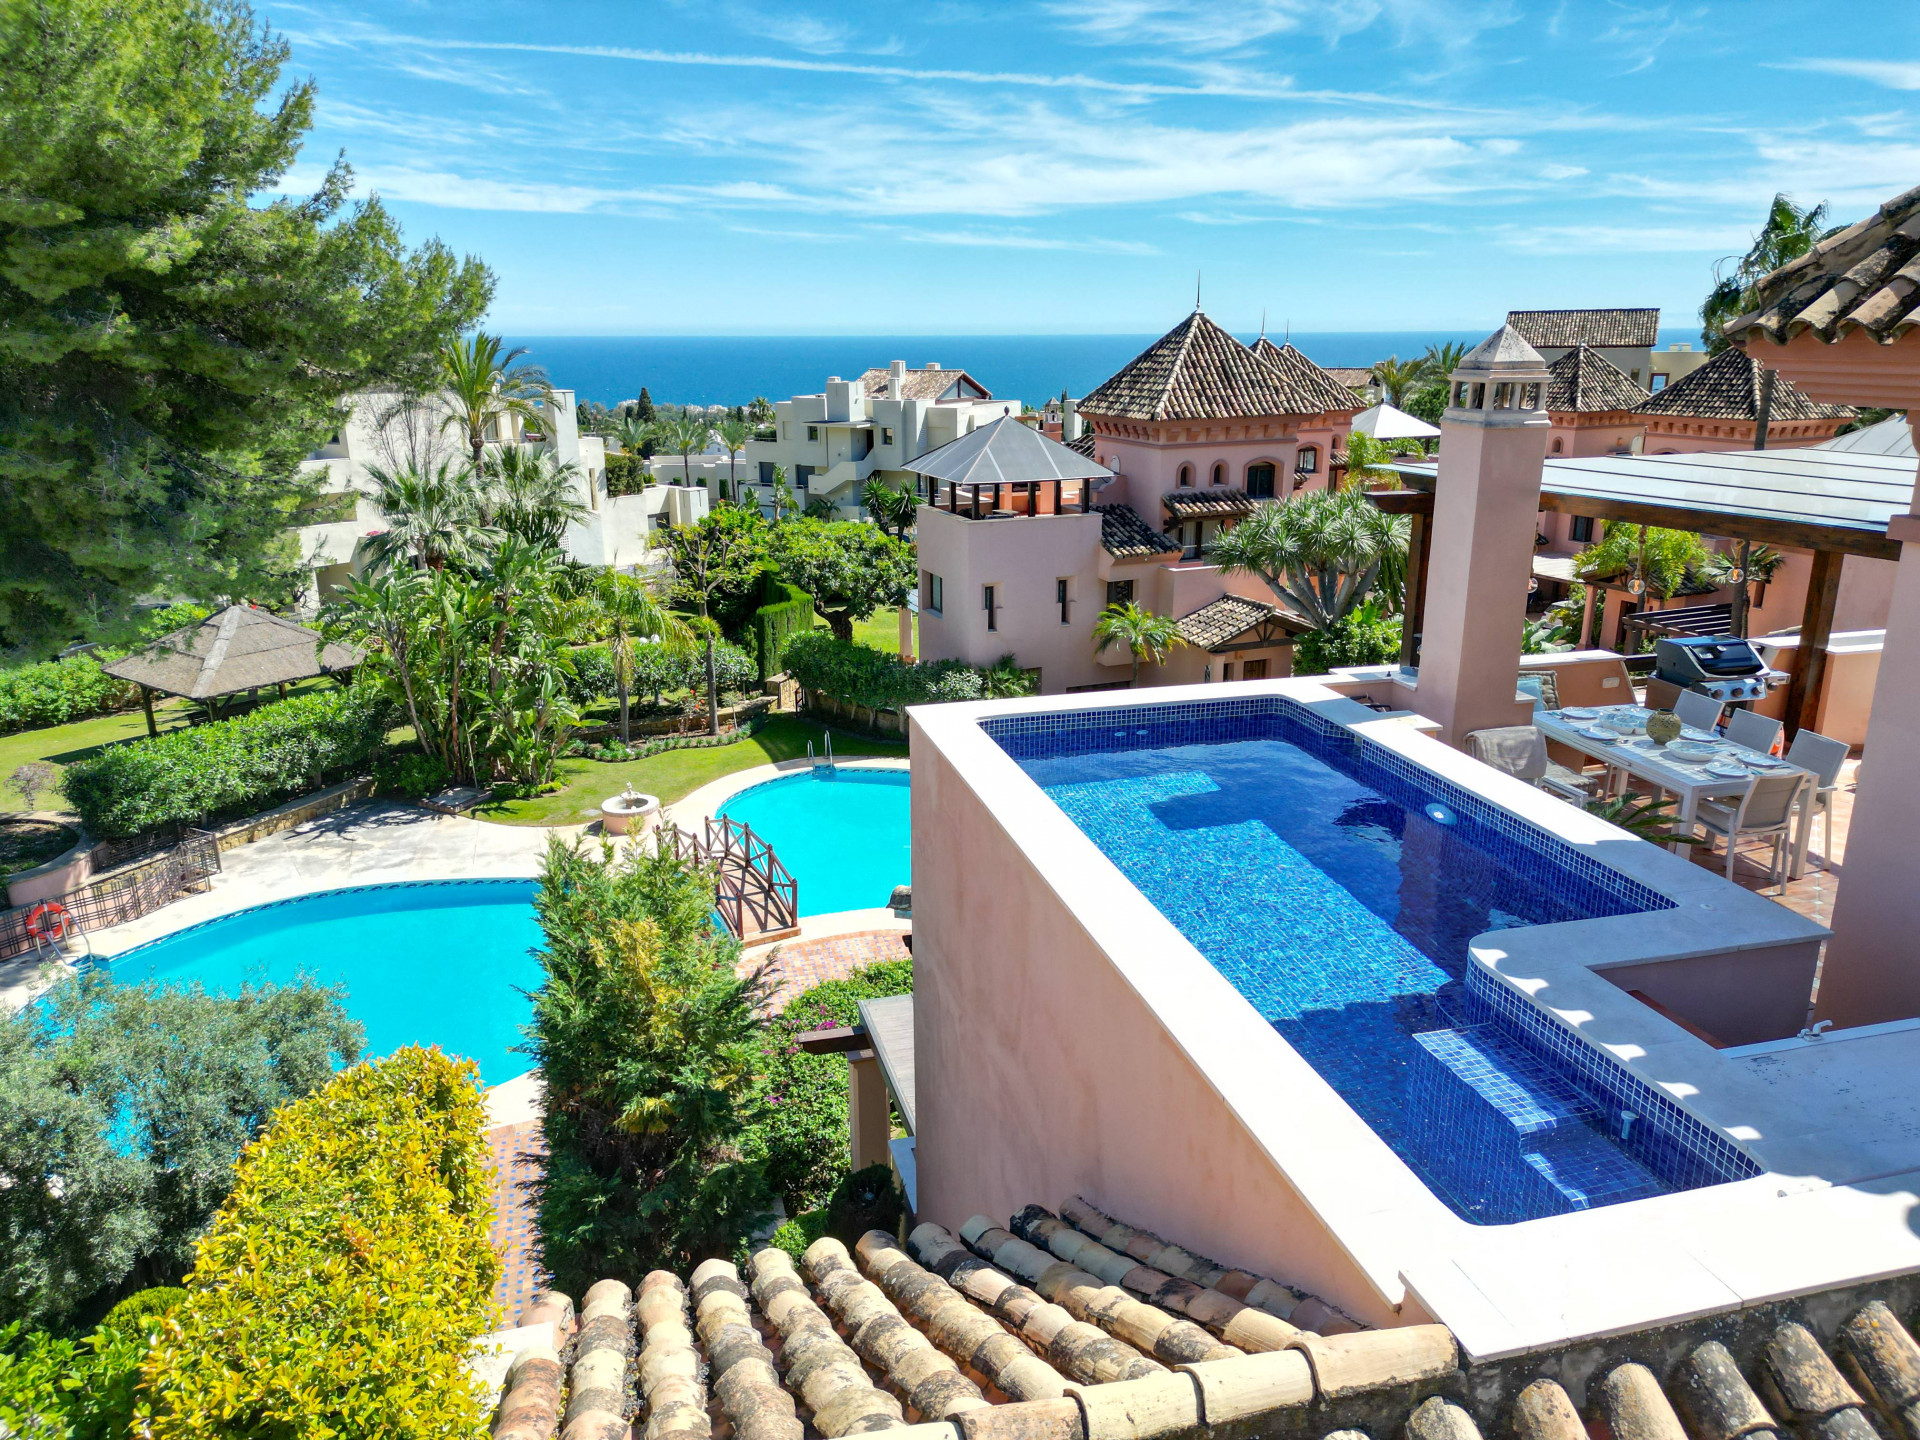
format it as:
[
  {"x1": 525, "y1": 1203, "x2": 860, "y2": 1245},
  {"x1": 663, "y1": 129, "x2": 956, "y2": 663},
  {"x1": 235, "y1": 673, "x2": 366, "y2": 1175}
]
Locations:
[
  {"x1": 1176, "y1": 594, "x2": 1302, "y2": 648},
  {"x1": 1322, "y1": 365, "x2": 1379, "y2": 390},
  {"x1": 1726, "y1": 183, "x2": 1920, "y2": 346},
  {"x1": 484, "y1": 1194, "x2": 1920, "y2": 1440},
  {"x1": 856, "y1": 366, "x2": 992, "y2": 401},
  {"x1": 1545, "y1": 345, "x2": 1651, "y2": 413},
  {"x1": 1094, "y1": 504, "x2": 1180, "y2": 558},
  {"x1": 1507, "y1": 308, "x2": 1661, "y2": 348},
  {"x1": 1163, "y1": 489, "x2": 1256, "y2": 520},
  {"x1": 1081, "y1": 312, "x2": 1356, "y2": 422},
  {"x1": 1636, "y1": 345, "x2": 1853, "y2": 421}
]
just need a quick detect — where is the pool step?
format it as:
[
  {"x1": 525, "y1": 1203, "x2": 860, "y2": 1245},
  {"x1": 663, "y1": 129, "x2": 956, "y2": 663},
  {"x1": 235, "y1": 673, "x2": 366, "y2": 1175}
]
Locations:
[{"x1": 1408, "y1": 1024, "x2": 1661, "y2": 1219}]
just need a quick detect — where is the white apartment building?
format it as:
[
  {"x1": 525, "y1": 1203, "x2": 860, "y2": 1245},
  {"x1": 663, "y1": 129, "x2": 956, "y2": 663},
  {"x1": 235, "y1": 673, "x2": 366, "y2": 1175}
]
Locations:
[
  {"x1": 730, "y1": 361, "x2": 1020, "y2": 516},
  {"x1": 292, "y1": 389, "x2": 706, "y2": 607}
]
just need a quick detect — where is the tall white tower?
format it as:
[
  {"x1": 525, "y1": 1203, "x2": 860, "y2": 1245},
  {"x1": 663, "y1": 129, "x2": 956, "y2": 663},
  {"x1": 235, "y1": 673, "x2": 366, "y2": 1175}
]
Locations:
[{"x1": 1411, "y1": 325, "x2": 1553, "y2": 746}]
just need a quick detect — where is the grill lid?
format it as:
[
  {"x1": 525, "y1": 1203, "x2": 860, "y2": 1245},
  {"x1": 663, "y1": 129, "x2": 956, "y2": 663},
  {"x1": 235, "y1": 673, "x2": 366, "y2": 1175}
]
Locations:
[{"x1": 1655, "y1": 636, "x2": 1765, "y2": 677}]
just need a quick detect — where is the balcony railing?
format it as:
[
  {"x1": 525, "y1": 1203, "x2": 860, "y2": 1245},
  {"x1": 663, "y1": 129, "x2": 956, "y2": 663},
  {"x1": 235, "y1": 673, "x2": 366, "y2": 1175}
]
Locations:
[{"x1": 936, "y1": 478, "x2": 1094, "y2": 519}]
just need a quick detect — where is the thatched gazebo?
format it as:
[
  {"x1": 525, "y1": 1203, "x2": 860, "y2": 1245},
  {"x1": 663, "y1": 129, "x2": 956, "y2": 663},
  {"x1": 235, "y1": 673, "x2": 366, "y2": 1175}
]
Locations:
[{"x1": 103, "y1": 605, "x2": 363, "y2": 735}]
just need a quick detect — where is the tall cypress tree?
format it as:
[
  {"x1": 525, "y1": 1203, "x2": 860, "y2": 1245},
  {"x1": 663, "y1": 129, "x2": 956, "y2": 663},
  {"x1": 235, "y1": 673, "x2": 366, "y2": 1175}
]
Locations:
[{"x1": 0, "y1": 0, "x2": 493, "y2": 652}]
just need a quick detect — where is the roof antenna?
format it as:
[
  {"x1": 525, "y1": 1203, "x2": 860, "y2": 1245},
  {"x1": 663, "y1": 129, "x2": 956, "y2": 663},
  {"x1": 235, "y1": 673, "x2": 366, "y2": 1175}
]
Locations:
[
  {"x1": 1194, "y1": 270, "x2": 1202, "y2": 312},
  {"x1": 1258, "y1": 309, "x2": 1267, "y2": 341},
  {"x1": 1283, "y1": 318, "x2": 1291, "y2": 344}
]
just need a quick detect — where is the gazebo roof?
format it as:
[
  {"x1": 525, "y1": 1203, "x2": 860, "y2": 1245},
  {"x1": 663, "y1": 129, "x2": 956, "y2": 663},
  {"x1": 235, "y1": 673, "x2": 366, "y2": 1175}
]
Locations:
[
  {"x1": 902, "y1": 415, "x2": 1110, "y2": 485},
  {"x1": 102, "y1": 605, "x2": 362, "y2": 700},
  {"x1": 1351, "y1": 402, "x2": 1441, "y2": 440}
]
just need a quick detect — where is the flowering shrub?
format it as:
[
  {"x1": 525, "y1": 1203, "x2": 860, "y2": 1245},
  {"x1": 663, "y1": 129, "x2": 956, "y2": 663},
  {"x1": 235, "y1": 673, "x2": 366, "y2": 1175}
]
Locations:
[
  {"x1": 141, "y1": 1047, "x2": 497, "y2": 1439},
  {"x1": 61, "y1": 688, "x2": 394, "y2": 837}
]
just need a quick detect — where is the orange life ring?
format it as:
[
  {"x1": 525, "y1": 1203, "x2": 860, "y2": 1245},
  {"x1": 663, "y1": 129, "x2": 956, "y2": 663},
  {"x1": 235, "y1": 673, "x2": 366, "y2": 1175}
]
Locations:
[{"x1": 26, "y1": 901, "x2": 71, "y2": 942}]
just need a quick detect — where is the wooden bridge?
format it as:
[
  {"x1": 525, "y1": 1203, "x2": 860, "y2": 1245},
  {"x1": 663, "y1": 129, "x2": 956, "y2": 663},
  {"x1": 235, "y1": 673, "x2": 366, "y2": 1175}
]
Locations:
[{"x1": 663, "y1": 815, "x2": 800, "y2": 944}]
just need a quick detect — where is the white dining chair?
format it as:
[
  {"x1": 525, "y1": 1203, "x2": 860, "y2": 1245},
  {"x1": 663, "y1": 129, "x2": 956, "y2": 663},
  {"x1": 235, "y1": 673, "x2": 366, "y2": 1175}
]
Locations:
[
  {"x1": 1690, "y1": 770, "x2": 1807, "y2": 891},
  {"x1": 1723, "y1": 708, "x2": 1782, "y2": 755},
  {"x1": 1784, "y1": 728, "x2": 1850, "y2": 861},
  {"x1": 1673, "y1": 689, "x2": 1725, "y2": 733},
  {"x1": 1466, "y1": 726, "x2": 1596, "y2": 802}
]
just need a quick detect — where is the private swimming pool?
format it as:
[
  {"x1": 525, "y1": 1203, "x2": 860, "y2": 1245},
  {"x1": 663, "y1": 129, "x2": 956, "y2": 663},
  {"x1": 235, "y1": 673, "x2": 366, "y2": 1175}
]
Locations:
[
  {"x1": 717, "y1": 766, "x2": 910, "y2": 917},
  {"x1": 104, "y1": 880, "x2": 543, "y2": 1086},
  {"x1": 987, "y1": 696, "x2": 1759, "y2": 1225}
]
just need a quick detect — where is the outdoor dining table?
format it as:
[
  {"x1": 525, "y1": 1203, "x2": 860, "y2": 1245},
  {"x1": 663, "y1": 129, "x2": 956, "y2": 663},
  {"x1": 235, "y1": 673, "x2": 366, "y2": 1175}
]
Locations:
[{"x1": 1535, "y1": 704, "x2": 1819, "y2": 879}]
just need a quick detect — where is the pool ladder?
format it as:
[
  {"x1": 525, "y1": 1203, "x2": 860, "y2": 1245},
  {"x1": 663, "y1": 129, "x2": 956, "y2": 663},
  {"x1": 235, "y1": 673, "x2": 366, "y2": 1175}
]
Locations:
[{"x1": 807, "y1": 733, "x2": 836, "y2": 773}]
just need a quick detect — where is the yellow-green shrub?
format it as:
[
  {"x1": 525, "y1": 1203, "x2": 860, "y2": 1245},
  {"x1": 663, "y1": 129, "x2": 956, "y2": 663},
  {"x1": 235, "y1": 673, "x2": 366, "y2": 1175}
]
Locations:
[{"x1": 141, "y1": 1047, "x2": 500, "y2": 1438}]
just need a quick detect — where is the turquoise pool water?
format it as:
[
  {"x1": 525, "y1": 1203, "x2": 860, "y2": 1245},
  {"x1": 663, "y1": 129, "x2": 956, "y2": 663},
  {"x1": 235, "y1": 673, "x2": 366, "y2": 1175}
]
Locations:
[
  {"x1": 105, "y1": 880, "x2": 544, "y2": 1086},
  {"x1": 718, "y1": 768, "x2": 910, "y2": 917}
]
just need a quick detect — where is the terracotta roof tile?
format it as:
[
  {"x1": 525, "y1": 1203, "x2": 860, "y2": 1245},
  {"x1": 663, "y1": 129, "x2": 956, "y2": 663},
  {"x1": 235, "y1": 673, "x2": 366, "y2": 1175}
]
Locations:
[
  {"x1": 1081, "y1": 313, "x2": 1358, "y2": 423},
  {"x1": 483, "y1": 1202, "x2": 1920, "y2": 1440},
  {"x1": 1163, "y1": 489, "x2": 1256, "y2": 520},
  {"x1": 1546, "y1": 345, "x2": 1651, "y2": 413},
  {"x1": 1727, "y1": 183, "x2": 1920, "y2": 346},
  {"x1": 1507, "y1": 308, "x2": 1661, "y2": 348},
  {"x1": 1065, "y1": 429, "x2": 1097, "y2": 458},
  {"x1": 1094, "y1": 504, "x2": 1180, "y2": 558},
  {"x1": 1635, "y1": 346, "x2": 1852, "y2": 422},
  {"x1": 1175, "y1": 594, "x2": 1301, "y2": 649},
  {"x1": 856, "y1": 366, "x2": 993, "y2": 401},
  {"x1": 1322, "y1": 366, "x2": 1380, "y2": 390}
]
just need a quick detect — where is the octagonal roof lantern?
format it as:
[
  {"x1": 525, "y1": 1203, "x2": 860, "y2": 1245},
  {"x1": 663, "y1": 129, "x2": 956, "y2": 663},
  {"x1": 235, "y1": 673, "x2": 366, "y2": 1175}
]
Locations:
[{"x1": 1445, "y1": 323, "x2": 1550, "y2": 427}]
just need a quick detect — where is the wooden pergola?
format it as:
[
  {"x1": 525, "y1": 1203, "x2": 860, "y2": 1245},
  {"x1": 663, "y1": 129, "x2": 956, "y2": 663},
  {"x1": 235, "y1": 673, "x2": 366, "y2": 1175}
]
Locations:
[
  {"x1": 103, "y1": 605, "x2": 362, "y2": 735},
  {"x1": 1374, "y1": 443, "x2": 1914, "y2": 734}
]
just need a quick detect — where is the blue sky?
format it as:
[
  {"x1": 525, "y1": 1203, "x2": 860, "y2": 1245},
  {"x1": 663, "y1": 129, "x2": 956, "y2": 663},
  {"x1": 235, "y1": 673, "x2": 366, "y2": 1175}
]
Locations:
[{"x1": 268, "y1": 1, "x2": 1920, "y2": 335}]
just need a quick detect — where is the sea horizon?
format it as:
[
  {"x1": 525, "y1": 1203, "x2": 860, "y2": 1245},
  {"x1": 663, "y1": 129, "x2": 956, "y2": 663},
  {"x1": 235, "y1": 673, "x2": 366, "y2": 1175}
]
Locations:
[{"x1": 505, "y1": 329, "x2": 1706, "y2": 410}]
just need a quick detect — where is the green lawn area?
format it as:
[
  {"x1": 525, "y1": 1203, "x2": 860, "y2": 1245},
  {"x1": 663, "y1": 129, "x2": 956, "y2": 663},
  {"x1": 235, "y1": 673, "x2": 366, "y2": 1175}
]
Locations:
[
  {"x1": 472, "y1": 714, "x2": 906, "y2": 827},
  {"x1": 0, "y1": 681, "x2": 333, "y2": 811},
  {"x1": 849, "y1": 610, "x2": 916, "y2": 655}
]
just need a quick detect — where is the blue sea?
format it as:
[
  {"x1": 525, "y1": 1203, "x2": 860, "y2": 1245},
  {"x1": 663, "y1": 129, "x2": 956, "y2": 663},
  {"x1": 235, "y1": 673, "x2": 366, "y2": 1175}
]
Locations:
[{"x1": 507, "y1": 331, "x2": 1706, "y2": 409}]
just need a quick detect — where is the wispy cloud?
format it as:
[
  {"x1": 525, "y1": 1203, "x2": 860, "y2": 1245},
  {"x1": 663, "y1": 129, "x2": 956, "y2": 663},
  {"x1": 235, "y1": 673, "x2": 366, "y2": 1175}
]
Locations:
[
  {"x1": 1043, "y1": 0, "x2": 1518, "y2": 54},
  {"x1": 882, "y1": 227, "x2": 1160, "y2": 255},
  {"x1": 1778, "y1": 59, "x2": 1920, "y2": 91},
  {"x1": 1493, "y1": 221, "x2": 1751, "y2": 254}
]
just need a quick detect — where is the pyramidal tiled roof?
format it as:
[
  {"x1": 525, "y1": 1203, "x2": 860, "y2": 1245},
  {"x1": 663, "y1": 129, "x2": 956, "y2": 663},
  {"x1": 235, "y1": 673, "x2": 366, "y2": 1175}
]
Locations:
[
  {"x1": 1080, "y1": 313, "x2": 1357, "y2": 422},
  {"x1": 481, "y1": 1193, "x2": 1920, "y2": 1440},
  {"x1": 1460, "y1": 324, "x2": 1547, "y2": 369},
  {"x1": 1727, "y1": 183, "x2": 1920, "y2": 346},
  {"x1": 1508, "y1": 308, "x2": 1661, "y2": 348},
  {"x1": 1636, "y1": 346, "x2": 1853, "y2": 422},
  {"x1": 1546, "y1": 345, "x2": 1651, "y2": 414}
]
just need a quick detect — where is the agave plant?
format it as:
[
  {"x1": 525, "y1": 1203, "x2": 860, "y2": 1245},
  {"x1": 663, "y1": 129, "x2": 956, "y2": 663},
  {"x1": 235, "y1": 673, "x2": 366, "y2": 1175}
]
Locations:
[{"x1": 1585, "y1": 793, "x2": 1706, "y2": 846}]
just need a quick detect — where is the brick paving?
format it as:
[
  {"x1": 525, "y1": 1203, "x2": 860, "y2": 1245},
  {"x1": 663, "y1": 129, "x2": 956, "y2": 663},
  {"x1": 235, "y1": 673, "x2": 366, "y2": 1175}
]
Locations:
[
  {"x1": 487, "y1": 1119, "x2": 547, "y2": 1320},
  {"x1": 1676, "y1": 755, "x2": 1857, "y2": 928},
  {"x1": 740, "y1": 929, "x2": 910, "y2": 1014}
]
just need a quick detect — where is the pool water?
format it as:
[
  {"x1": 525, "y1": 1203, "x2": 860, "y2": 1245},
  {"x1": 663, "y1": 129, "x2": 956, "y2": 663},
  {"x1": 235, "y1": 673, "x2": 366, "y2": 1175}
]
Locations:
[
  {"x1": 718, "y1": 768, "x2": 910, "y2": 917},
  {"x1": 106, "y1": 880, "x2": 543, "y2": 1086},
  {"x1": 988, "y1": 698, "x2": 1753, "y2": 1225}
]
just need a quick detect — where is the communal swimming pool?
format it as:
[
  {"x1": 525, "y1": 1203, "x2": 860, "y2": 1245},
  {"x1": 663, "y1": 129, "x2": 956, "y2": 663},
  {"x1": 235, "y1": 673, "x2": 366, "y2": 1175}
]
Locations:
[
  {"x1": 718, "y1": 767, "x2": 910, "y2": 918},
  {"x1": 105, "y1": 880, "x2": 543, "y2": 1086},
  {"x1": 987, "y1": 697, "x2": 1759, "y2": 1225}
]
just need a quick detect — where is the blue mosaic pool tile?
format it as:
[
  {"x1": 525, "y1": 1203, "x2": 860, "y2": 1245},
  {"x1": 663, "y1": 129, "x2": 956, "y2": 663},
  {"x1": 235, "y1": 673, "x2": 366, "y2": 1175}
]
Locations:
[{"x1": 981, "y1": 694, "x2": 1757, "y2": 1224}]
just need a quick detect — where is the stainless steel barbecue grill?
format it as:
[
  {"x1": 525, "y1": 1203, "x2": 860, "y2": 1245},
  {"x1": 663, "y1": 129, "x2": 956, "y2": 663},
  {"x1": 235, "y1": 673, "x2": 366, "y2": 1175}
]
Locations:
[{"x1": 1652, "y1": 635, "x2": 1789, "y2": 706}]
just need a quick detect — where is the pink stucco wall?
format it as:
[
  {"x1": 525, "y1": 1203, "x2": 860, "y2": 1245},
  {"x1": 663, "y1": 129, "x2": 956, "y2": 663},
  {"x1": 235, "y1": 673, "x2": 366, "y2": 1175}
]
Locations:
[
  {"x1": 909, "y1": 716, "x2": 1421, "y2": 1325},
  {"x1": 1087, "y1": 421, "x2": 1349, "y2": 517}
]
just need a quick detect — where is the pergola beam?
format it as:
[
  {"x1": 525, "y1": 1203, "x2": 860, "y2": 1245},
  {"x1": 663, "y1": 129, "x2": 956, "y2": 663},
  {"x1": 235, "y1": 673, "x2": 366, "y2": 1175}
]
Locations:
[
  {"x1": 1536, "y1": 490, "x2": 1901, "y2": 562},
  {"x1": 1785, "y1": 548, "x2": 1844, "y2": 739}
]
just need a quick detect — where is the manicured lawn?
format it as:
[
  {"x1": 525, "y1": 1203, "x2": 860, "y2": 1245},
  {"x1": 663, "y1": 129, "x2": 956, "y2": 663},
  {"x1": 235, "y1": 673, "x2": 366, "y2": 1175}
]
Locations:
[
  {"x1": 473, "y1": 714, "x2": 906, "y2": 827},
  {"x1": 849, "y1": 610, "x2": 916, "y2": 655}
]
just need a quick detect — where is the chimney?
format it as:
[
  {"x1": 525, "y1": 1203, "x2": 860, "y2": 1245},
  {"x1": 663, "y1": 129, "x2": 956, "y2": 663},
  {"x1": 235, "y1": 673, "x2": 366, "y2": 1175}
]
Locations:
[
  {"x1": 925, "y1": 361, "x2": 941, "y2": 370},
  {"x1": 1063, "y1": 397, "x2": 1079, "y2": 441},
  {"x1": 887, "y1": 360, "x2": 903, "y2": 401},
  {"x1": 891, "y1": 360, "x2": 906, "y2": 380}
]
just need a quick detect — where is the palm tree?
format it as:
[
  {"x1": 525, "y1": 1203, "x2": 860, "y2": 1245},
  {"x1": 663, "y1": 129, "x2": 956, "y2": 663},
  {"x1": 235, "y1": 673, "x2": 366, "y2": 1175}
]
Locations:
[
  {"x1": 861, "y1": 478, "x2": 915, "y2": 538},
  {"x1": 1092, "y1": 601, "x2": 1184, "y2": 686},
  {"x1": 1208, "y1": 488, "x2": 1409, "y2": 630},
  {"x1": 481, "y1": 448, "x2": 591, "y2": 551},
  {"x1": 438, "y1": 333, "x2": 556, "y2": 471},
  {"x1": 714, "y1": 416, "x2": 752, "y2": 501},
  {"x1": 658, "y1": 412, "x2": 714, "y2": 488},
  {"x1": 1336, "y1": 430, "x2": 1400, "y2": 491},
  {"x1": 613, "y1": 411, "x2": 653, "y2": 458},
  {"x1": 361, "y1": 461, "x2": 494, "y2": 574},
  {"x1": 1702, "y1": 194, "x2": 1836, "y2": 352},
  {"x1": 1370, "y1": 355, "x2": 1430, "y2": 409},
  {"x1": 768, "y1": 466, "x2": 797, "y2": 522},
  {"x1": 1420, "y1": 341, "x2": 1467, "y2": 377},
  {"x1": 595, "y1": 570, "x2": 690, "y2": 745}
]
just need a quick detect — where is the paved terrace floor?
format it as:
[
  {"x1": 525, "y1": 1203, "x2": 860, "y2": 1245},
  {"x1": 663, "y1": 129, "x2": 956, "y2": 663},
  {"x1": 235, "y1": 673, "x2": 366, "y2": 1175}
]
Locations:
[{"x1": 1665, "y1": 755, "x2": 1858, "y2": 927}]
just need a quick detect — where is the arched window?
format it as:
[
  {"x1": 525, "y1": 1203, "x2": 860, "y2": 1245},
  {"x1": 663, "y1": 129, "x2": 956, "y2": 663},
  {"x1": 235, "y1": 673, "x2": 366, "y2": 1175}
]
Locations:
[
  {"x1": 1295, "y1": 445, "x2": 1319, "y2": 475},
  {"x1": 1551, "y1": 437, "x2": 1564, "y2": 454},
  {"x1": 1178, "y1": 463, "x2": 1194, "y2": 488},
  {"x1": 1210, "y1": 462, "x2": 1225, "y2": 486}
]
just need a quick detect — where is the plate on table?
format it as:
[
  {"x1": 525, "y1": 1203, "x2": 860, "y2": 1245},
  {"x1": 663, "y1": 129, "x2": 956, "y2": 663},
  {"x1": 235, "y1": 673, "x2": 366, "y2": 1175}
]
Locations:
[
  {"x1": 1745, "y1": 755, "x2": 1793, "y2": 770},
  {"x1": 1680, "y1": 726, "x2": 1719, "y2": 742},
  {"x1": 1705, "y1": 760, "x2": 1751, "y2": 779},
  {"x1": 1578, "y1": 725, "x2": 1619, "y2": 742},
  {"x1": 1665, "y1": 743, "x2": 1719, "y2": 764},
  {"x1": 1559, "y1": 706, "x2": 1601, "y2": 720},
  {"x1": 1601, "y1": 716, "x2": 1645, "y2": 735}
]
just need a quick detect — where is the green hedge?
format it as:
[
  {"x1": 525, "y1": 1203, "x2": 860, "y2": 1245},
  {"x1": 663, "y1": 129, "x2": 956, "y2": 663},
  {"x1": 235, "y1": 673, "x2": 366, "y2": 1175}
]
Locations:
[
  {"x1": 752, "y1": 577, "x2": 815, "y2": 682},
  {"x1": 0, "y1": 657, "x2": 137, "y2": 734},
  {"x1": 61, "y1": 687, "x2": 394, "y2": 838},
  {"x1": 565, "y1": 641, "x2": 757, "y2": 707},
  {"x1": 605, "y1": 453, "x2": 654, "y2": 497},
  {"x1": 141, "y1": 1047, "x2": 497, "y2": 1438},
  {"x1": 782, "y1": 631, "x2": 990, "y2": 710}
]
